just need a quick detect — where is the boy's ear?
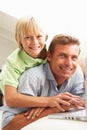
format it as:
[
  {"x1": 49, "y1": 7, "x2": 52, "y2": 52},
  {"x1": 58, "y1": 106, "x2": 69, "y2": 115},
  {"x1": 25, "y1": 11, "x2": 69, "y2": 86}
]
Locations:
[{"x1": 45, "y1": 34, "x2": 48, "y2": 41}]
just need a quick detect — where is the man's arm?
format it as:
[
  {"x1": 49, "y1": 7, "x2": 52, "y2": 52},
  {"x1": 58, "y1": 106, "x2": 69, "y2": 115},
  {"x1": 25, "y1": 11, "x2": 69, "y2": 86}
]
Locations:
[
  {"x1": 3, "y1": 98, "x2": 85, "y2": 130},
  {"x1": 2, "y1": 107, "x2": 59, "y2": 130}
]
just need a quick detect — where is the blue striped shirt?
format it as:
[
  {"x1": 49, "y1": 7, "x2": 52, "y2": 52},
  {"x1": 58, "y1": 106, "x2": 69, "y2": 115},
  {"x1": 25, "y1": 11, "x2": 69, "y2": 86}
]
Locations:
[{"x1": 2, "y1": 62, "x2": 85, "y2": 128}]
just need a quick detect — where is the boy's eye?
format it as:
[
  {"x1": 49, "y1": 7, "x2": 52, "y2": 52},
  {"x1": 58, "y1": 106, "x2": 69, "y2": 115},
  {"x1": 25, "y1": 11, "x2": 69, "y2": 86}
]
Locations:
[
  {"x1": 37, "y1": 35, "x2": 43, "y2": 38},
  {"x1": 24, "y1": 36, "x2": 31, "y2": 39},
  {"x1": 24, "y1": 35, "x2": 43, "y2": 40}
]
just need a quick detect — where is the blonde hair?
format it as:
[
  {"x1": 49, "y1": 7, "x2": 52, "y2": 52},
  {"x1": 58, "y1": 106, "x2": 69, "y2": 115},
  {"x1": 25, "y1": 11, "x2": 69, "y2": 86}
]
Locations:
[{"x1": 15, "y1": 16, "x2": 48, "y2": 49}]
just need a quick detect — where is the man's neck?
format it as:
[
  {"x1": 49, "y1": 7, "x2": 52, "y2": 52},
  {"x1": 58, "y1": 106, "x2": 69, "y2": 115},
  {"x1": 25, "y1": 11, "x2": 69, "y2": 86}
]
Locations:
[{"x1": 56, "y1": 77, "x2": 66, "y2": 88}]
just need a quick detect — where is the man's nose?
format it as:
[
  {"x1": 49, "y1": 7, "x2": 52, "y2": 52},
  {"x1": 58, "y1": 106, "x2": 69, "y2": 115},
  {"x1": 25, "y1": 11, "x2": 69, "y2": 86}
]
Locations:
[{"x1": 65, "y1": 58, "x2": 72, "y2": 66}]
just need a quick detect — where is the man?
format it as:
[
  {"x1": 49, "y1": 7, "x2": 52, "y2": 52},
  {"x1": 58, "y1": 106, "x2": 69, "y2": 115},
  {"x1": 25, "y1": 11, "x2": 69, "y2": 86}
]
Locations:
[{"x1": 2, "y1": 34, "x2": 85, "y2": 130}]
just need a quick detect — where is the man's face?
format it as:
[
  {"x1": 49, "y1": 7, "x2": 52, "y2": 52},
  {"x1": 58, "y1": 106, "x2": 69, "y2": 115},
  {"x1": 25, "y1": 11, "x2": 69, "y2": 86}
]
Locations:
[{"x1": 47, "y1": 44, "x2": 80, "y2": 80}]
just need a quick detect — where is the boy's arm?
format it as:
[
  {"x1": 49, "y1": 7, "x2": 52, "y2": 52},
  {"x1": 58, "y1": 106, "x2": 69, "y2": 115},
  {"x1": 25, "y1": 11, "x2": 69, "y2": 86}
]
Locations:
[{"x1": 5, "y1": 85, "x2": 72, "y2": 109}]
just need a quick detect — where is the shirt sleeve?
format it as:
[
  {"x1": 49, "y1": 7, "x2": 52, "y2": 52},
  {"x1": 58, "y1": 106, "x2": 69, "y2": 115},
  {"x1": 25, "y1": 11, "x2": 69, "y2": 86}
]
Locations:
[
  {"x1": 18, "y1": 70, "x2": 38, "y2": 96},
  {"x1": 3, "y1": 61, "x2": 20, "y2": 88},
  {"x1": 70, "y1": 65, "x2": 86, "y2": 98},
  {"x1": 70, "y1": 83, "x2": 86, "y2": 98}
]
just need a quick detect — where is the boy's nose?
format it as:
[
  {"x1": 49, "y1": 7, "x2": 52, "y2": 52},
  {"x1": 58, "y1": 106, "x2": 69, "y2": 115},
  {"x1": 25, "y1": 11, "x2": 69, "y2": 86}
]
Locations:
[{"x1": 33, "y1": 37, "x2": 38, "y2": 45}]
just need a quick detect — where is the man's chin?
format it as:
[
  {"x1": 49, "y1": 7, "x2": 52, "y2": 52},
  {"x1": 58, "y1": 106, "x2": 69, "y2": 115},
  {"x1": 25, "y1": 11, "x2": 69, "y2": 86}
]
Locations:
[{"x1": 62, "y1": 74, "x2": 72, "y2": 79}]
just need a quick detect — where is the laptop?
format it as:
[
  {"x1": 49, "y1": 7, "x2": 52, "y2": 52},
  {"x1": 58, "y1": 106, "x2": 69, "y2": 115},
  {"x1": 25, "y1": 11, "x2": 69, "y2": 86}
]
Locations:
[
  {"x1": 48, "y1": 107, "x2": 87, "y2": 121},
  {"x1": 48, "y1": 58, "x2": 87, "y2": 122}
]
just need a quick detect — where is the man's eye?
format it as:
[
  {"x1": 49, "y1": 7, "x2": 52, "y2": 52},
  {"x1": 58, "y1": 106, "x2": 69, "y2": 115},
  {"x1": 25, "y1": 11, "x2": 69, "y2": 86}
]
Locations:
[
  {"x1": 72, "y1": 56, "x2": 78, "y2": 61},
  {"x1": 59, "y1": 54, "x2": 65, "y2": 58}
]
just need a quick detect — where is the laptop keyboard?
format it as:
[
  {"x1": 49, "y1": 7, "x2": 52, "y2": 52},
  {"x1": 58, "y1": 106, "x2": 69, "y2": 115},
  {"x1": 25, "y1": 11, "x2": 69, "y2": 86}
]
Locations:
[{"x1": 48, "y1": 108, "x2": 87, "y2": 121}]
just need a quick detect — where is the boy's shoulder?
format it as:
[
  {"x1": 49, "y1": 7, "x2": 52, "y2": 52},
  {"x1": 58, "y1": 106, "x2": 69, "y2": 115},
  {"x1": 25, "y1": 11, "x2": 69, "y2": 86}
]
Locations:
[
  {"x1": 7, "y1": 48, "x2": 26, "y2": 65},
  {"x1": 7, "y1": 48, "x2": 21, "y2": 59}
]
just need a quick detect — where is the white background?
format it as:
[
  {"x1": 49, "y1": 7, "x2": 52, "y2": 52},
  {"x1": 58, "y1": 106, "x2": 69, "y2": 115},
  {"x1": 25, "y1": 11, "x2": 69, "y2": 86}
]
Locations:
[{"x1": 0, "y1": 0, "x2": 87, "y2": 62}]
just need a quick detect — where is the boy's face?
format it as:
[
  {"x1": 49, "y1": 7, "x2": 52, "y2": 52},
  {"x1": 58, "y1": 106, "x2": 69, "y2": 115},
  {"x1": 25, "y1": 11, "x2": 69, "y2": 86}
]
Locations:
[
  {"x1": 21, "y1": 33, "x2": 46, "y2": 58},
  {"x1": 47, "y1": 44, "x2": 80, "y2": 82}
]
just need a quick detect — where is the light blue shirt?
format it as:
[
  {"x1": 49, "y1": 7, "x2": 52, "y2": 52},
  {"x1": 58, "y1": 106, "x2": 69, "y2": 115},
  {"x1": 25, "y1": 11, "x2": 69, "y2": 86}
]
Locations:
[{"x1": 2, "y1": 63, "x2": 85, "y2": 128}]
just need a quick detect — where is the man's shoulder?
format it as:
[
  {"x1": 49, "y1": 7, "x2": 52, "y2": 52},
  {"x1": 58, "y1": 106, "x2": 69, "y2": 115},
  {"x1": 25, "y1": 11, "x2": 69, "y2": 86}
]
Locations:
[
  {"x1": 72, "y1": 64, "x2": 84, "y2": 80},
  {"x1": 28, "y1": 63, "x2": 44, "y2": 71},
  {"x1": 76, "y1": 64, "x2": 84, "y2": 75},
  {"x1": 22, "y1": 63, "x2": 47, "y2": 77}
]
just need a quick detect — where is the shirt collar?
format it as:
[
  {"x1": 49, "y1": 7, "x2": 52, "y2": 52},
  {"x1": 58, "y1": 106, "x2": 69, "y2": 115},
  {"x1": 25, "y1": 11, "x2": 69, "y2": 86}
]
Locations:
[
  {"x1": 45, "y1": 63, "x2": 58, "y2": 87},
  {"x1": 21, "y1": 49, "x2": 47, "y2": 65}
]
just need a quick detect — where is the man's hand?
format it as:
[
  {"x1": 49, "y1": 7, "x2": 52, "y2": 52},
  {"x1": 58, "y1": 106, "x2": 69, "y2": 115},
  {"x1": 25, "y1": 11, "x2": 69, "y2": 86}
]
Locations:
[
  {"x1": 46, "y1": 92, "x2": 74, "y2": 110},
  {"x1": 68, "y1": 96, "x2": 86, "y2": 108},
  {"x1": 24, "y1": 92, "x2": 86, "y2": 119},
  {"x1": 47, "y1": 92, "x2": 85, "y2": 109}
]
